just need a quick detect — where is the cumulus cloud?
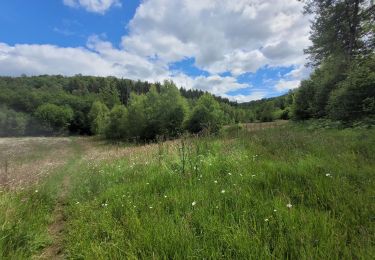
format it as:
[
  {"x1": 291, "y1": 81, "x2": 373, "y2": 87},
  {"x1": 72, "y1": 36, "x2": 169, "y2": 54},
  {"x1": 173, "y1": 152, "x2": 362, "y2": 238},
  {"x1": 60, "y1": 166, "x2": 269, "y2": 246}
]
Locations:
[
  {"x1": 0, "y1": 40, "x2": 166, "y2": 81},
  {"x1": 122, "y1": 0, "x2": 311, "y2": 74},
  {"x1": 63, "y1": 0, "x2": 121, "y2": 14}
]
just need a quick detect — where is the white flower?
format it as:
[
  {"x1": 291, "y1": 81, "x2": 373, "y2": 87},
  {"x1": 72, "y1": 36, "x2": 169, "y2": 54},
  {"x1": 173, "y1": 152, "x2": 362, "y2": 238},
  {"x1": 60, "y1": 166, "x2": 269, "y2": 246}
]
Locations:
[
  {"x1": 228, "y1": 172, "x2": 232, "y2": 176},
  {"x1": 273, "y1": 209, "x2": 277, "y2": 212},
  {"x1": 214, "y1": 180, "x2": 218, "y2": 184},
  {"x1": 192, "y1": 201, "x2": 197, "y2": 206},
  {"x1": 221, "y1": 190, "x2": 226, "y2": 194},
  {"x1": 149, "y1": 206, "x2": 153, "y2": 209},
  {"x1": 251, "y1": 175, "x2": 256, "y2": 177},
  {"x1": 164, "y1": 195, "x2": 167, "y2": 198},
  {"x1": 325, "y1": 173, "x2": 331, "y2": 177},
  {"x1": 35, "y1": 190, "x2": 38, "y2": 193},
  {"x1": 76, "y1": 201, "x2": 80, "y2": 204},
  {"x1": 264, "y1": 218, "x2": 269, "y2": 222},
  {"x1": 286, "y1": 203, "x2": 292, "y2": 209}
]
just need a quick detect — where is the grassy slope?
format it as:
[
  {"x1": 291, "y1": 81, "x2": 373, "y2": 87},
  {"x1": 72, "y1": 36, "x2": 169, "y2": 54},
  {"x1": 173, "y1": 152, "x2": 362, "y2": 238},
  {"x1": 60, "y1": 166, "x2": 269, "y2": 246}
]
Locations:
[{"x1": 63, "y1": 125, "x2": 375, "y2": 259}]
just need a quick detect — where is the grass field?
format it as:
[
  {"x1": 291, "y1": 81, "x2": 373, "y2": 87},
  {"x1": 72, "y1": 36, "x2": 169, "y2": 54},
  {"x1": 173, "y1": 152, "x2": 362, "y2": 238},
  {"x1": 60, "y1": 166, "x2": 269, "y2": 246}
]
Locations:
[{"x1": 0, "y1": 124, "x2": 374, "y2": 259}]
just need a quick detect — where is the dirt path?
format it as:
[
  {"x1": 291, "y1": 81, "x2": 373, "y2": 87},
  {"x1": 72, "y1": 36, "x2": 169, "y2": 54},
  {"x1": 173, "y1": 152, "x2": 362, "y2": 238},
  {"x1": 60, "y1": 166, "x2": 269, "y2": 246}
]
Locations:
[{"x1": 39, "y1": 174, "x2": 71, "y2": 260}]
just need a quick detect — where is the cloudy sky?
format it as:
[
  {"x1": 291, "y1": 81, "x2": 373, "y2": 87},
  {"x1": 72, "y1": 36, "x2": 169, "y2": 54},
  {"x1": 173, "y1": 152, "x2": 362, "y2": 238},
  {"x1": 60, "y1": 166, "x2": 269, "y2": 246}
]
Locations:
[{"x1": 0, "y1": 0, "x2": 312, "y2": 102}]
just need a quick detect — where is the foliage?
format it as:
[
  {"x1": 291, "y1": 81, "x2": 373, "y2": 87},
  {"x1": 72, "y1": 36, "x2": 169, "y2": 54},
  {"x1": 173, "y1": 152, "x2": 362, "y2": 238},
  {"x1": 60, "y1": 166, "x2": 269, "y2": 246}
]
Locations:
[
  {"x1": 293, "y1": 1, "x2": 374, "y2": 123},
  {"x1": 327, "y1": 56, "x2": 375, "y2": 121},
  {"x1": 105, "y1": 105, "x2": 128, "y2": 140},
  {"x1": 34, "y1": 104, "x2": 74, "y2": 133},
  {"x1": 88, "y1": 101, "x2": 109, "y2": 136},
  {"x1": 0, "y1": 106, "x2": 28, "y2": 137},
  {"x1": 0, "y1": 75, "x2": 259, "y2": 138},
  {"x1": 187, "y1": 94, "x2": 225, "y2": 134}
]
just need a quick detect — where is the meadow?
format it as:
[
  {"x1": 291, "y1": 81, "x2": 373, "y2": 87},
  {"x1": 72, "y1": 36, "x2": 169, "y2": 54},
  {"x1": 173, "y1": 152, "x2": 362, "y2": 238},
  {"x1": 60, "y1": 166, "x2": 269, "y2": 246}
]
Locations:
[{"x1": 0, "y1": 123, "x2": 374, "y2": 259}]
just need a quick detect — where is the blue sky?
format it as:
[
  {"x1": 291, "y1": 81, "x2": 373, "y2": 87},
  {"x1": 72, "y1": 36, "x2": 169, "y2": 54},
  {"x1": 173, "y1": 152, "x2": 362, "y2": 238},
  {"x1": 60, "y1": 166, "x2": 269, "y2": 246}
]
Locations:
[{"x1": 0, "y1": 0, "x2": 312, "y2": 102}]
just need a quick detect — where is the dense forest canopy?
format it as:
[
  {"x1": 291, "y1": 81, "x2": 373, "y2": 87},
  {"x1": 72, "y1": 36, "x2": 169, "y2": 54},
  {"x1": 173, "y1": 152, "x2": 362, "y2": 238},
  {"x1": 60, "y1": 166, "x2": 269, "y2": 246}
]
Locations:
[{"x1": 0, "y1": 75, "x2": 292, "y2": 138}]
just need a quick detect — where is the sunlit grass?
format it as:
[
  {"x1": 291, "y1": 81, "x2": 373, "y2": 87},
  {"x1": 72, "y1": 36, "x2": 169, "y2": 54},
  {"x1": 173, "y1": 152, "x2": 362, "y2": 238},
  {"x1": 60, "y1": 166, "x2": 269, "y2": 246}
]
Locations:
[{"x1": 64, "y1": 125, "x2": 375, "y2": 258}]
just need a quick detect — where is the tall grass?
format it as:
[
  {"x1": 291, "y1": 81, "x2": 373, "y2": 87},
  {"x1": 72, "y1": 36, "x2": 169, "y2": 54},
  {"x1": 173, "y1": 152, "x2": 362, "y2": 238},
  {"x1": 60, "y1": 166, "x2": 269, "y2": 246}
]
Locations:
[{"x1": 64, "y1": 125, "x2": 375, "y2": 259}]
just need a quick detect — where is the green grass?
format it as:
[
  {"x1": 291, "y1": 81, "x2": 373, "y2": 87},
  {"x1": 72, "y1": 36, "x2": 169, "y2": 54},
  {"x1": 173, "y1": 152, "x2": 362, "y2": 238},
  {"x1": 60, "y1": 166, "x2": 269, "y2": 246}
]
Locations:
[
  {"x1": 61, "y1": 125, "x2": 375, "y2": 259},
  {"x1": 0, "y1": 138, "x2": 83, "y2": 259}
]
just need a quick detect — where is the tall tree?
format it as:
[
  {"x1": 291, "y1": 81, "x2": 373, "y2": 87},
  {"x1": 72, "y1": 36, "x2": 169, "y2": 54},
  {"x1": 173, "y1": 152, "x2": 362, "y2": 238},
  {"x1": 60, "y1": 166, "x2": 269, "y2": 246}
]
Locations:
[{"x1": 304, "y1": 0, "x2": 373, "y2": 66}]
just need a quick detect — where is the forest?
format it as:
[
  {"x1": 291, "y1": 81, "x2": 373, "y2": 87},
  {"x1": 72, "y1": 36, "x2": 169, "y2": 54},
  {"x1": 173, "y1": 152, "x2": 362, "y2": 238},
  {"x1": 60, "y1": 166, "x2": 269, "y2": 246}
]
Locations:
[{"x1": 0, "y1": 75, "x2": 293, "y2": 139}]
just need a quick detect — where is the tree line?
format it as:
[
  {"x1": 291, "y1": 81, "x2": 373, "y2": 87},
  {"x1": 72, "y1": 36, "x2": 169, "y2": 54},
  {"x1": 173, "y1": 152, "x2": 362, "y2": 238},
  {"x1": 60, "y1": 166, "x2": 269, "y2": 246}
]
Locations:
[
  {"x1": 0, "y1": 72, "x2": 298, "y2": 139},
  {"x1": 0, "y1": 76, "x2": 259, "y2": 139}
]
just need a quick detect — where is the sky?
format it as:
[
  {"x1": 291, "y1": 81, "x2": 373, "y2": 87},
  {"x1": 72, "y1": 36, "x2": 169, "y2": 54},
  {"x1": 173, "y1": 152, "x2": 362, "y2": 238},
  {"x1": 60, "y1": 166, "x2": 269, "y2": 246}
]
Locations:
[{"x1": 0, "y1": 0, "x2": 313, "y2": 102}]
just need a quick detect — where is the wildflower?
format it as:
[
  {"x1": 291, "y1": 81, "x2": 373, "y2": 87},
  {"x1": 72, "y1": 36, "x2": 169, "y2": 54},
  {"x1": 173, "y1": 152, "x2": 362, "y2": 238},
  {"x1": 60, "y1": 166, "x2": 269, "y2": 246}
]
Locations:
[
  {"x1": 251, "y1": 175, "x2": 256, "y2": 177},
  {"x1": 149, "y1": 206, "x2": 153, "y2": 209},
  {"x1": 102, "y1": 203, "x2": 108, "y2": 207},
  {"x1": 146, "y1": 182, "x2": 150, "y2": 185},
  {"x1": 192, "y1": 201, "x2": 197, "y2": 206},
  {"x1": 76, "y1": 201, "x2": 80, "y2": 205},
  {"x1": 286, "y1": 203, "x2": 292, "y2": 209},
  {"x1": 214, "y1": 180, "x2": 218, "y2": 184},
  {"x1": 273, "y1": 209, "x2": 277, "y2": 212},
  {"x1": 35, "y1": 190, "x2": 38, "y2": 193},
  {"x1": 228, "y1": 172, "x2": 232, "y2": 176},
  {"x1": 164, "y1": 195, "x2": 167, "y2": 198},
  {"x1": 221, "y1": 190, "x2": 226, "y2": 194},
  {"x1": 325, "y1": 173, "x2": 331, "y2": 177},
  {"x1": 216, "y1": 206, "x2": 219, "y2": 209},
  {"x1": 264, "y1": 218, "x2": 269, "y2": 222}
]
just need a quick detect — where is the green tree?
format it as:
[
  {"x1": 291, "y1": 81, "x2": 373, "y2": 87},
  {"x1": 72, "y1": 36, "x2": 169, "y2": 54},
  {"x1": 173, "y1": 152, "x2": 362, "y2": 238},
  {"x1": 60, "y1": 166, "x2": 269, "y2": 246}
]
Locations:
[
  {"x1": 88, "y1": 101, "x2": 109, "y2": 135},
  {"x1": 35, "y1": 103, "x2": 73, "y2": 133},
  {"x1": 327, "y1": 56, "x2": 375, "y2": 121},
  {"x1": 127, "y1": 93, "x2": 147, "y2": 141},
  {"x1": 158, "y1": 81, "x2": 188, "y2": 137},
  {"x1": 259, "y1": 103, "x2": 274, "y2": 122},
  {"x1": 304, "y1": 0, "x2": 371, "y2": 66},
  {"x1": 187, "y1": 94, "x2": 224, "y2": 134},
  {"x1": 105, "y1": 105, "x2": 128, "y2": 140},
  {"x1": 99, "y1": 80, "x2": 120, "y2": 108}
]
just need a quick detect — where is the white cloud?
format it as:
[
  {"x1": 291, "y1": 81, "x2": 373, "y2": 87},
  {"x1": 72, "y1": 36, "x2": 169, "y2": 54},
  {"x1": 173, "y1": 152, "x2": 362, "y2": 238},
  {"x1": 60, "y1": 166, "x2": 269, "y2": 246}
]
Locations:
[
  {"x1": 275, "y1": 80, "x2": 300, "y2": 92},
  {"x1": 1, "y1": 0, "x2": 313, "y2": 102},
  {"x1": 63, "y1": 0, "x2": 121, "y2": 14},
  {"x1": 0, "y1": 40, "x2": 165, "y2": 81},
  {"x1": 122, "y1": 0, "x2": 311, "y2": 75}
]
